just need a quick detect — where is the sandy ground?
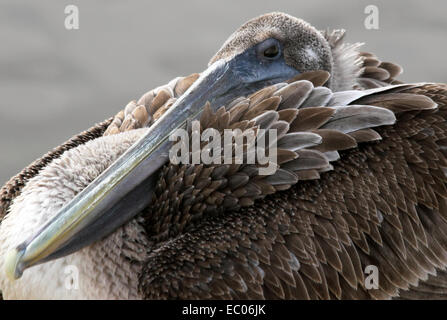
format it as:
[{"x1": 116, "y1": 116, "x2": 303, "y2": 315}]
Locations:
[{"x1": 0, "y1": 0, "x2": 446, "y2": 185}]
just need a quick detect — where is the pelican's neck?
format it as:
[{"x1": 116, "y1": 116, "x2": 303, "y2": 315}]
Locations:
[{"x1": 324, "y1": 29, "x2": 364, "y2": 92}]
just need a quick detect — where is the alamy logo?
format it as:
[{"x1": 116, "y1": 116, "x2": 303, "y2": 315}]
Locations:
[
  {"x1": 364, "y1": 5, "x2": 379, "y2": 30},
  {"x1": 64, "y1": 265, "x2": 79, "y2": 290},
  {"x1": 64, "y1": 5, "x2": 79, "y2": 30},
  {"x1": 364, "y1": 265, "x2": 379, "y2": 289},
  {"x1": 169, "y1": 120, "x2": 278, "y2": 175}
]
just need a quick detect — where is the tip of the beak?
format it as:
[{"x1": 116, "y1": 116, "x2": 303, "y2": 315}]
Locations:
[{"x1": 4, "y1": 247, "x2": 25, "y2": 280}]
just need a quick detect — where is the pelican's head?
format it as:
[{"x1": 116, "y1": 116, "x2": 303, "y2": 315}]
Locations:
[
  {"x1": 4, "y1": 12, "x2": 353, "y2": 279},
  {"x1": 209, "y1": 12, "x2": 333, "y2": 83}
]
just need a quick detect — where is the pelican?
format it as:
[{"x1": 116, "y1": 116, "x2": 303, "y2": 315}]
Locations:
[{"x1": 0, "y1": 12, "x2": 446, "y2": 299}]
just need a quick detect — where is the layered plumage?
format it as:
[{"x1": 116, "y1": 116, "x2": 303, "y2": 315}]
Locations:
[{"x1": 0, "y1": 12, "x2": 446, "y2": 299}]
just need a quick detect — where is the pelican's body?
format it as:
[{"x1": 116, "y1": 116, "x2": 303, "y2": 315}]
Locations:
[{"x1": 1, "y1": 12, "x2": 446, "y2": 299}]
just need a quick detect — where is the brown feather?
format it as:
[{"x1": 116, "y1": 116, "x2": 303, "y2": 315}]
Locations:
[
  {"x1": 286, "y1": 70, "x2": 330, "y2": 87},
  {"x1": 290, "y1": 107, "x2": 335, "y2": 132}
]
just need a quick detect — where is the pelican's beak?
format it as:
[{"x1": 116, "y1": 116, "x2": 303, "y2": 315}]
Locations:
[{"x1": 5, "y1": 49, "x2": 299, "y2": 280}]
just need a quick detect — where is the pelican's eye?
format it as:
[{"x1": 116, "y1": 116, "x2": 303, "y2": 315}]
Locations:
[
  {"x1": 264, "y1": 45, "x2": 279, "y2": 58},
  {"x1": 257, "y1": 38, "x2": 281, "y2": 61}
]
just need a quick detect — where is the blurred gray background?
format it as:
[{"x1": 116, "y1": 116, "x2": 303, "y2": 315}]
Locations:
[{"x1": 0, "y1": 0, "x2": 446, "y2": 185}]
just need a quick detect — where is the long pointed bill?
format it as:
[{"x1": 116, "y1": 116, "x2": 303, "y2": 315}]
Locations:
[{"x1": 6, "y1": 51, "x2": 299, "y2": 280}]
